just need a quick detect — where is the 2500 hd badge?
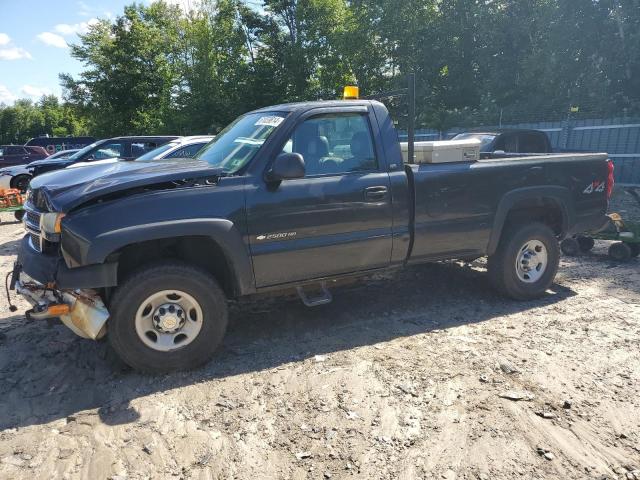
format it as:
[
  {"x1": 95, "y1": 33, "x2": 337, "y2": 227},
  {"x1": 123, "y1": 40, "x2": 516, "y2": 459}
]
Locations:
[{"x1": 256, "y1": 232, "x2": 297, "y2": 241}]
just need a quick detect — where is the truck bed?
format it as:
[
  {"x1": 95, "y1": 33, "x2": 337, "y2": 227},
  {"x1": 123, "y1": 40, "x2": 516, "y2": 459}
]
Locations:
[{"x1": 405, "y1": 153, "x2": 610, "y2": 262}]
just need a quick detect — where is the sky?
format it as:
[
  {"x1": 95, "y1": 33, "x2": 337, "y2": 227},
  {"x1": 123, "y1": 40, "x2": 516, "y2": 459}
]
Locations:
[{"x1": 0, "y1": 0, "x2": 194, "y2": 105}]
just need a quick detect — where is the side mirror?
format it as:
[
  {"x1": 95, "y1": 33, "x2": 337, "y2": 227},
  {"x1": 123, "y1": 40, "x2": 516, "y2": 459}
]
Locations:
[{"x1": 266, "y1": 153, "x2": 305, "y2": 182}]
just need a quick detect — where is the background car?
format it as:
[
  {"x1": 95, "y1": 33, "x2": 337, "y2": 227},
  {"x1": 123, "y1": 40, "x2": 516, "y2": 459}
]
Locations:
[
  {"x1": 0, "y1": 149, "x2": 79, "y2": 192},
  {"x1": 0, "y1": 145, "x2": 49, "y2": 168},
  {"x1": 27, "y1": 136, "x2": 179, "y2": 177},
  {"x1": 451, "y1": 129, "x2": 552, "y2": 158},
  {"x1": 66, "y1": 135, "x2": 215, "y2": 169},
  {"x1": 25, "y1": 136, "x2": 96, "y2": 156}
]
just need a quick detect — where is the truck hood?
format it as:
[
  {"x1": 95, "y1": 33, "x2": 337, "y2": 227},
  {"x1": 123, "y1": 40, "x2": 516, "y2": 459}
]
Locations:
[
  {"x1": 27, "y1": 157, "x2": 73, "y2": 168},
  {"x1": 65, "y1": 158, "x2": 120, "y2": 169},
  {"x1": 29, "y1": 159, "x2": 224, "y2": 212}
]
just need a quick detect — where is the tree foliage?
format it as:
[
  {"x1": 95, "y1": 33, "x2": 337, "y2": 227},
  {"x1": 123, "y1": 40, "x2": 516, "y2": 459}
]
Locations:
[
  {"x1": 2, "y1": 0, "x2": 640, "y2": 142},
  {"x1": 0, "y1": 96, "x2": 87, "y2": 144}
]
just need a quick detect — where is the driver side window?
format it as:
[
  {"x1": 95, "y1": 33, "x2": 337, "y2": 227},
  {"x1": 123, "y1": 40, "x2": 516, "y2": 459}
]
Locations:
[{"x1": 281, "y1": 113, "x2": 377, "y2": 176}]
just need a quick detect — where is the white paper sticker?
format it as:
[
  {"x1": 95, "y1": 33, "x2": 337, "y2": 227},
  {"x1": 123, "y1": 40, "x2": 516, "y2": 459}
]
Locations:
[{"x1": 255, "y1": 116, "x2": 284, "y2": 127}]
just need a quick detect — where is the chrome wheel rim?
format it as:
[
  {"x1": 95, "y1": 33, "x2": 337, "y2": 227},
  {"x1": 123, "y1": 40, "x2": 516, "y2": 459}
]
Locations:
[
  {"x1": 134, "y1": 290, "x2": 203, "y2": 352},
  {"x1": 515, "y1": 240, "x2": 548, "y2": 283}
]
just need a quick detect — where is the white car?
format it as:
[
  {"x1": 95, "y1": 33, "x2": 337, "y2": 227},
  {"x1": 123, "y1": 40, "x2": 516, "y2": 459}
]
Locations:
[
  {"x1": 0, "y1": 149, "x2": 79, "y2": 191},
  {"x1": 66, "y1": 136, "x2": 214, "y2": 169}
]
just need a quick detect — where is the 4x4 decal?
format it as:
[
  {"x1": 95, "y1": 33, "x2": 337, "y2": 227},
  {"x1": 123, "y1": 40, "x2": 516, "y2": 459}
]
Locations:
[{"x1": 583, "y1": 180, "x2": 605, "y2": 194}]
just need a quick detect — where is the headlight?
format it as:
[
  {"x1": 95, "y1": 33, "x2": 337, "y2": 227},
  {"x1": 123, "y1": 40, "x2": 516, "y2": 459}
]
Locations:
[{"x1": 40, "y1": 212, "x2": 66, "y2": 234}]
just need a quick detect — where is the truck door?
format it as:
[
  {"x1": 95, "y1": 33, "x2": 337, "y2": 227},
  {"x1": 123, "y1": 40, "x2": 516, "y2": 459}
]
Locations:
[{"x1": 246, "y1": 109, "x2": 393, "y2": 288}]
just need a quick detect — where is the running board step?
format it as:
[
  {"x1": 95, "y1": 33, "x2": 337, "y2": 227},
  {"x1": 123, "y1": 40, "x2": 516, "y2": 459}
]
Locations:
[{"x1": 296, "y1": 282, "x2": 333, "y2": 307}]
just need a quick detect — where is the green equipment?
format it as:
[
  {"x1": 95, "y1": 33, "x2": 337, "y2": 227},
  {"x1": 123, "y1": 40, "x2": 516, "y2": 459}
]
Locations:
[{"x1": 561, "y1": 188, "x2": 640, "y2": 261}]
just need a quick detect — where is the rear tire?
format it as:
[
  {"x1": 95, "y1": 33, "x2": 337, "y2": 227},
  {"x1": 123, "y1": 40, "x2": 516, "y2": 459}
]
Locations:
[
  {"x1": 108, "y1": 261, "x2": 228, "y2": 373},
  {"x1": 608, "y1": 242, "x2": 632, "y2": 261},
  {"x1": 630, "y1": 244, "x2": 640, "y2": 258},
  {"x1": 488, "y1": 222, "x2": 560, "y2": 300}
]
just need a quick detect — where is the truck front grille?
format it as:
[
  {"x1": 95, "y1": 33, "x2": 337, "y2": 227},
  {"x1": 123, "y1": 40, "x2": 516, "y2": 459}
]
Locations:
[
  {"x1": 23, "y1": 203, "x2": 44, "y2": 253},
  {"x1": 28, "y1": 232, "x2": 42, "y2": 252},
  {"x1": 26, "y1": 209, "x2": 41, "y2": 229}
]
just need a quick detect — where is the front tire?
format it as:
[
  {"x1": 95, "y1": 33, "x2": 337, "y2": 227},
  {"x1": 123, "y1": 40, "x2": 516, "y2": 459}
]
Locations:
[
  {"x1": 488, "y1": 222, "x2": 560, "y2": 300},
  {"x1": 108, "y1": 261, "x2": 228, "y2": 373},
  {"x1": 10, "y1": 174, "x2": 31, "y2": 193}
]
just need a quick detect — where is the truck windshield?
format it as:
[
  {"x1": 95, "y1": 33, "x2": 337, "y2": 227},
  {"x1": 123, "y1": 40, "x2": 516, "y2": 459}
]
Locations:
[
  {"x1": 195, "y1": 112, "x2": 287, "y2": 173},
  {"x1": 66, "y1": 141, "x2": 100, "y2": 160},
  {"x1": 135, "y1": 141, "x2": 180, "y2": 162}
]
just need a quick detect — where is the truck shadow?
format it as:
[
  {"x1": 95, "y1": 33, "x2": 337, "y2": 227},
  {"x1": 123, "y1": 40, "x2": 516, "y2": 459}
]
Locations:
[
  {"x1": 0, "y1": 238, "x2": 21, "y2": 256},
  {"x1": 560, "y1": 249, "x2": 639, "y2": 304},
  {"x1": 0, "y1": 260, "x2": 576, "y2": 430}
]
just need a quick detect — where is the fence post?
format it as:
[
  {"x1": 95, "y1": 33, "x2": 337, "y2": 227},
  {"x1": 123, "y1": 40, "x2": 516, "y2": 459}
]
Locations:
[
  {"x1": 559, "y1": 110, "x2": 575, "y2": 151},
  {"x1": 407, "y1": 73, "x2": 416, "y2": 163}
]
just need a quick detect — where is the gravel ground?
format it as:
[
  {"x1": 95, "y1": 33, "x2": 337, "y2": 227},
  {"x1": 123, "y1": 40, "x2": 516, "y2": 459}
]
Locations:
[{"x1": 0, "y1": 188, "x2": 638, "y2": 480}]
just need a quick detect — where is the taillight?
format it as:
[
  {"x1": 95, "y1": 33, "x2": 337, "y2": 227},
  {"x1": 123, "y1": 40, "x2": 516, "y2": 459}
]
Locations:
[{"x1": 606, "y1": 159, "x2": 615, "y2": 200}]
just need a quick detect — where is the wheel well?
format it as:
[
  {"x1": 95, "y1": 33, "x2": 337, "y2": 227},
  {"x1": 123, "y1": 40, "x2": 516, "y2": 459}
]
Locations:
[
  {"x1": 504, "y1": 197, "x2": 566, "y2": 236},
  {"x1": 112, "y1": 236, "x2": 237, "y2": 297},
  {"x1": 10, "y1": 173, "x2": 30, "y2": 188}
]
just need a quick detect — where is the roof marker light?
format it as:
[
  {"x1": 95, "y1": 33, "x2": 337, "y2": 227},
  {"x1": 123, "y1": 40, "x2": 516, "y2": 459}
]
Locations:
[{"x1": 343, "y1": 86, "x2": 359, "y2": 100}]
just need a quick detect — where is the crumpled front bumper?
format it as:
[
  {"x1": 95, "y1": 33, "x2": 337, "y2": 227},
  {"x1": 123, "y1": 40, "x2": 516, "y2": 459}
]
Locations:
[
  {"x1": 12, "y1": 267, "x2": 110, "y2": 340},
  {"x1": 15, "y1": 234, "x2": 118, "y2": 290},
  {"x1": 9, "y1": 234, "x2": 114, "y2": 340}
]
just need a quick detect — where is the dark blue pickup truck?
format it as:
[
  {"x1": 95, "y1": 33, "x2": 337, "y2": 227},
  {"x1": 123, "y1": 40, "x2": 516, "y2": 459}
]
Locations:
[{"x1": 10, "y1": 99, "x2": 613, "y2": 372}]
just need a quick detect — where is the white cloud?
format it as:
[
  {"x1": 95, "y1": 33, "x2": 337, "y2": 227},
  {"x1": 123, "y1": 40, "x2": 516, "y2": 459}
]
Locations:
[
  {"x1": 0, "y1": 46, "x2": 32, "y2": 60},
  {"x1": 54, "y1": 18, "x2": 98, "y2": 36},
  {"x1": 36, "y1": 32, "x2": 68, "y2": 49},
  {"x1": 20, "y1": 85, "x2": 53, "y2": 98},
  {"x1": 0, "y1": 84, "x2": 16, "y2": 104},
  {"x1": 77, "y1": 0, "x2": 93, "y2": 17},
  {"x1": 77, "y1": 1, "x2": 112, "y2": 19},
  {"x1": 0, "y1": 34, "x2": 32, "y2": 61}
]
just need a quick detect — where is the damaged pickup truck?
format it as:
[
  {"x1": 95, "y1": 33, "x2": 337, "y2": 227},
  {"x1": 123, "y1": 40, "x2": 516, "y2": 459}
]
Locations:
[{"x1": 9, "y1": 99, "x2": 613, "y2": 372}]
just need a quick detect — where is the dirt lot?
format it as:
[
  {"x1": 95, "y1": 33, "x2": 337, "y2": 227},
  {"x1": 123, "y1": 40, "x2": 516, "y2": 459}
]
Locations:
[{"x1": 1, "y1": 188, "x2": 639, "y2": 480}]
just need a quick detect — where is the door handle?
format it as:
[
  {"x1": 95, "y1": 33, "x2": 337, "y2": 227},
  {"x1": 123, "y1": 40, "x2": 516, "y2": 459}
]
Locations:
[{"x1": 364, "y1": 186, "x2": 388, "y2": 201}]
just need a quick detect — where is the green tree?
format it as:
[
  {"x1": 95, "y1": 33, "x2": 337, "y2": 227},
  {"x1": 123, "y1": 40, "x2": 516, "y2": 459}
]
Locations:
[
  {"x1": 61, "y1": 2, "x2": 183, "y2": 136},
  {"x1": 172, "y1": 0, "x2": 255, "y2": 133}
]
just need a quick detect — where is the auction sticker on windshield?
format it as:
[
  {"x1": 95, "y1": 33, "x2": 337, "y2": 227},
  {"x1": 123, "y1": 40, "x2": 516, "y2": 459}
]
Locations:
[{"x1": 255, "y1": 116, "x2": 284, "y2": 127}]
